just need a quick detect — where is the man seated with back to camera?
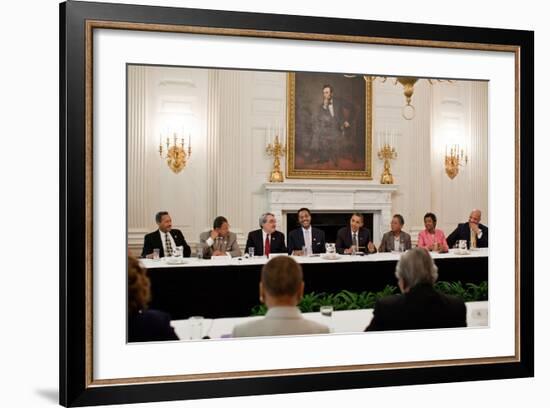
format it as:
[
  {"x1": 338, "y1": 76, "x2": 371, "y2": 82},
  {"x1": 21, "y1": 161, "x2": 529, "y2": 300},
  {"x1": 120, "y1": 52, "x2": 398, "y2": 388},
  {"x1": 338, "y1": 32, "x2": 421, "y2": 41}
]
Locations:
[
  {"x1": 141, "y1": 211, "x2": 191, "y2": 258},
  {"x1": 287, "y1": 207, "x2": 326, "y2": 255},
  {"x1": 335, "y1": 213, "x2": 377, "y2": 254},
  {"x1": 232, "y1": 256, "x2": 329, "y2": 337},
  {"x1": 365, "y1": 247, "x2": 466, "y2": 331},
  {"x1": 199, "y1": 216, "x2": 241, "y2": 259}
]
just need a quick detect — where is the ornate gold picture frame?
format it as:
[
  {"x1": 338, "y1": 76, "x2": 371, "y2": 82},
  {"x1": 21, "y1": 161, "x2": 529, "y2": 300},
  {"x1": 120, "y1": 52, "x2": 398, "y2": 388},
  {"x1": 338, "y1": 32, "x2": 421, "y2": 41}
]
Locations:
[{"x1": 287, "y1": 73, "x2": 373, "y2": 179}]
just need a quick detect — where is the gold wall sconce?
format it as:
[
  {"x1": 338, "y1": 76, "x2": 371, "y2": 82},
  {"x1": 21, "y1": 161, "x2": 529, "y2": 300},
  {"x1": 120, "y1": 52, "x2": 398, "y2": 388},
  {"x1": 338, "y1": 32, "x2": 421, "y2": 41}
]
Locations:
[
  {"x1": 159, "y1": 133, "x2": 192, "y2": 174},
  {"x1": 445, "y1": 144, "x2": 468, "y2": 179}
]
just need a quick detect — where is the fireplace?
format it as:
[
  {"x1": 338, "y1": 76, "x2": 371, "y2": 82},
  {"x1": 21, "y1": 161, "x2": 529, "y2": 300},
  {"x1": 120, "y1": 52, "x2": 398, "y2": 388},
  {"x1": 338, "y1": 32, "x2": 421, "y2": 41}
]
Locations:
[
  {"x1": 286, "y1": 212, "x2": 374, "y2": 243},
  {"x1": 264, "y1": 181, "x2": 398, "y2": 245}
]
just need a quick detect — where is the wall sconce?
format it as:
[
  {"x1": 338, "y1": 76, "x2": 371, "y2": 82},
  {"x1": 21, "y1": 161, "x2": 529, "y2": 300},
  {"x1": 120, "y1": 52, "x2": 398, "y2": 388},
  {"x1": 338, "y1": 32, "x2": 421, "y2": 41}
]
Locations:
[
  {"x1": 445, "y1": 144, "x2": 468, "y2": 179},
  {"x1": 159, "y1": 132, "x2": 192, "y2": 174}
]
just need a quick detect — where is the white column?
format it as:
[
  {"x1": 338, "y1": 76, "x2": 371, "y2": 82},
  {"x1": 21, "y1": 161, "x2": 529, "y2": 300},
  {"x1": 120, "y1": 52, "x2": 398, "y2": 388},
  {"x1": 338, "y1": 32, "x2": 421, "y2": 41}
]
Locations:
[
  {"x1": 127, "y1": 65, "x2": 148, "y2": 231},
  {"x1": 206, "y1": 70, "x2": 220, "y2": 224},
  {"x1": 468, "y1": 81, "x2": 489, "y2": 222},
  {"x1": 217, "y1": 71, "x2": 245, "y2": 231}
]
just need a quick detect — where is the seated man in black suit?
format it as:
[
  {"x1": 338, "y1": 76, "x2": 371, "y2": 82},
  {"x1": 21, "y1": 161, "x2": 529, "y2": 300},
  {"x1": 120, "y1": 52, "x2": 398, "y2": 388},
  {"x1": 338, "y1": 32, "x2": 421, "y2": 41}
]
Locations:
[
  {"x1": 446, "y1": 209, "x2": 489, "y2": 249},
  {"x1": 335, "y1": 213, "x2": 376, "y2": 254},
  {"x1": 365, "y1": 247, "x2": 467, "y2": 331},
  {"x1": 245, "y1": 212, "x2": 287, "y2": 257},
  {"x1": 128, "y1": 255, "x2": 179, "y2": 342},
  {"x1": 287, "y1": 208, "x2": 326, "y2": 255},
  {"x1": 141, "y1": 211, "x2": 191, "y2": 258}
]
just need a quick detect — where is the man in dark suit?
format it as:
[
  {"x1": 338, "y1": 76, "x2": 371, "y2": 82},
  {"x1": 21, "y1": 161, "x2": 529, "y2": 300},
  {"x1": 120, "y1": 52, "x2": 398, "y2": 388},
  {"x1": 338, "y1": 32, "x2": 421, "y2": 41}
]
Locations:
[
  {"x1": 365, "y1": 248, "x2": 466, "y2": 331},
  {"x1": 287, "y1": 208, "x2": 326, "y2": 255},
  {"x1": 335, "y1": 213, "x2": 376, "y2": 254},
  {"x1": 446, "y1": 209, "x2": 489, "y2": 249},
  {"x1": 245, "y1": 212, "x2": 287, "y2": 257},
  {"x1": 141, "y1": 211, "x2": 191, "y2": 258}
]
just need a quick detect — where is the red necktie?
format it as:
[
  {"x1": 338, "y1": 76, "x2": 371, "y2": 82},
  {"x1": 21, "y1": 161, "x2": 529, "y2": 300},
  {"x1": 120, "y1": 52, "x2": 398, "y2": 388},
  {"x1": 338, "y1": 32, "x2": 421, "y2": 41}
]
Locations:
[{"x1": 265, "y1": 234, "x2": 271, "y2": 257}]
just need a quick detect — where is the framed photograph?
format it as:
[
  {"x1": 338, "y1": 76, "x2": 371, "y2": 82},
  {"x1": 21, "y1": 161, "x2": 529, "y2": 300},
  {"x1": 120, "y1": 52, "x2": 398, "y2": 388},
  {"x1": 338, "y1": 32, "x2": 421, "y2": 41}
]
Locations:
[
  {"x1": 60, "y1": 1, "x2": 533, "y2": 406},
  {"x1": 287, "y1": 72, "x2": 372, "y2": 179}
]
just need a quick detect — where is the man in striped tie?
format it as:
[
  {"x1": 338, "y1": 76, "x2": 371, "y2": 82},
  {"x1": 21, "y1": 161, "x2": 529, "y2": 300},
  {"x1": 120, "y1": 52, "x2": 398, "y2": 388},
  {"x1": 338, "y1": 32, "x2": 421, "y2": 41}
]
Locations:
[{"x1": 141, "y1": 211, "x2": 191, "y2": 258}]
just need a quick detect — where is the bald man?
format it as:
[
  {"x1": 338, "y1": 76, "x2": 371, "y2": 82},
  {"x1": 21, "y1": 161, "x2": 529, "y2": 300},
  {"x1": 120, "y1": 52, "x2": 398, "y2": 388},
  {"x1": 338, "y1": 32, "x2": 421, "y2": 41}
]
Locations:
[{"x1": 446, "y1": 209, "x2": 489, "y2": 249}]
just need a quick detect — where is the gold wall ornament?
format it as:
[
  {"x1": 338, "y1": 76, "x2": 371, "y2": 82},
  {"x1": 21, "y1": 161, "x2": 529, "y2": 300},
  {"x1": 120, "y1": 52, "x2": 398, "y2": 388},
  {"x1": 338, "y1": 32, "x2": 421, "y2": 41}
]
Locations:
[
  {"x1": 445, "y1": 144, "x2": 468, "y2": 179},
  {"x1": 159, "y1": 133, "x2": 192, "y2": 174},
  {"x1": 377, "y1": 143, "x2": 397, "y2": 184},
  {"x1": 266, "y1": 135, "x2": 286, "y2": 182}
]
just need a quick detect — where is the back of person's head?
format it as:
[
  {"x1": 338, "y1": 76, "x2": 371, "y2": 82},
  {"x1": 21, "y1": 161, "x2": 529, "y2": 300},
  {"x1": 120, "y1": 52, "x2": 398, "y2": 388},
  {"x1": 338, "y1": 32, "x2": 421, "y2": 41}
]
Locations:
[
  {"x1": 128, "y1": 255, "x2": 151, "y2": 314},
  {"x1": 261, "y1": 256, "x2": 303, "y2": 297},
  {"x1": 395, "y1": 248, "x2": 438, "y2": 290}
]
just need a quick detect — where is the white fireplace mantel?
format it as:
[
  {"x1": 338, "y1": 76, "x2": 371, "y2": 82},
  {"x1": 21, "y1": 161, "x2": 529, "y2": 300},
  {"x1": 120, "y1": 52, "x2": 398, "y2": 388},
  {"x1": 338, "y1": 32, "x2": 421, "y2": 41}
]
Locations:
[{"x1": 264, "y1": 181, "x2": 398, "y2": 244}]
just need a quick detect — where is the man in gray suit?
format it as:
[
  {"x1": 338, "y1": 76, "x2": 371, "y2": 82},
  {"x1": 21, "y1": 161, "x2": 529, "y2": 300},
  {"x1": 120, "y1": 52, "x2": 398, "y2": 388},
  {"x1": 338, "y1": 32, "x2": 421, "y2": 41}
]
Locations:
[
  {"x1": 378, "y1": 214, "x2": 412, "y2": 253},
  {"x1": 199, "y1": 216, "x2": 241, "y2": 259},
  {"x1": 232, "y1": 256, "x2": 329, "y2": 338}
]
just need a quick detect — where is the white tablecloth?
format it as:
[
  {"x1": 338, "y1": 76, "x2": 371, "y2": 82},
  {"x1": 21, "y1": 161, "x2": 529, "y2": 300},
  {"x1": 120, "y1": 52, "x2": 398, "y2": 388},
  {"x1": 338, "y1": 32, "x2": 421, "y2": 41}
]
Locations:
[
  {"x1": 142, "y1": 248, "x2": 489, "y2": 269},
  {"x1": 171, "y1": 301, "x2": 488, "y2": 340}
]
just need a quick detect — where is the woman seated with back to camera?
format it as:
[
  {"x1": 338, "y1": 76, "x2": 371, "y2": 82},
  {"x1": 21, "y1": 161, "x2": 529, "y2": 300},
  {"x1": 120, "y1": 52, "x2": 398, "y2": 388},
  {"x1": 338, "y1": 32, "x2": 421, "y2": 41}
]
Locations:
[
  {"x1": 365, "y1": 247, "x2": 466, "y2": 331},
  {"x1": 128, "y1": 255, "x2": 179, "y2": 342},
  {"x1": 232, "y1": 256, "x2": 329, "y2": 338}
]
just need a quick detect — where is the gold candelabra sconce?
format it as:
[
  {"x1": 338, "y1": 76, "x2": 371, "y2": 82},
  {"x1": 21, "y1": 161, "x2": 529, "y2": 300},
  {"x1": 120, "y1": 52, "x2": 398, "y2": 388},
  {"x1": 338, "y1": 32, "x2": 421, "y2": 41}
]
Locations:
[
  {"x1": 445, "y1": 144, "x2": 468, "y2": 179},
  {"x1": 266, "y1": 134, "x2": 286, "y2": 183},
  {"x1": 159, "y1": 132, "x2": 192, "y2": 174},
  {"x1": 377, "y1": 143, "x2": 397, "y2": 184}
]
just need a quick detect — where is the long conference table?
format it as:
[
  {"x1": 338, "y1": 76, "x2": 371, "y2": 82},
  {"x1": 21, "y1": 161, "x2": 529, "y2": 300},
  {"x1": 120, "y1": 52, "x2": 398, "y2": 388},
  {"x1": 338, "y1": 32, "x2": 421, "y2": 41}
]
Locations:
[
  {"x1": 141, "y1": 248, "x2": 489, "y2": 320},
  {"x1": 169, "y1": 301, "x2": 489, "y2": 340}
]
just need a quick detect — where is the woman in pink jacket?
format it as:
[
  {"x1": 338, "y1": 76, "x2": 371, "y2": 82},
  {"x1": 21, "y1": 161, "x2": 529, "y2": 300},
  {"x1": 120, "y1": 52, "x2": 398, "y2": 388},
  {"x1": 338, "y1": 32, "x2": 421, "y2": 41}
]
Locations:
[{"x1": 417, "y1": 212, "x2": 449, "y2": 253}]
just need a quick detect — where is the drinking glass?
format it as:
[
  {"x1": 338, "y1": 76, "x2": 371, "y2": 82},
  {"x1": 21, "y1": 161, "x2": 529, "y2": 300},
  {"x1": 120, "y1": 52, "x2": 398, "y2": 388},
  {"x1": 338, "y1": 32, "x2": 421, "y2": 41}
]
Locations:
[
  {"x1": 320, "y1": 305, "x2": 334, "y2": 332},
  {"x1": 248, "y1": 247, "x2": 255, "y2": 257},
  {"x1": 351, "y1": 244, "x2": 357, "y2": 255},
  {"x1": 196, "y1": 249, "x2": 203, "y2": 260},
  {"x1": 302, "y1": 245, "x2": 310, "y2": 257},
  {"x1": 189, "y1": 316, "x2": 204, "y2": 340},
  {"x1": 399, "y1": 243, "x2": 406, "y2": 253},
  {"x1": 152, "y1": 248, "x2": 160, "y2": 260}
]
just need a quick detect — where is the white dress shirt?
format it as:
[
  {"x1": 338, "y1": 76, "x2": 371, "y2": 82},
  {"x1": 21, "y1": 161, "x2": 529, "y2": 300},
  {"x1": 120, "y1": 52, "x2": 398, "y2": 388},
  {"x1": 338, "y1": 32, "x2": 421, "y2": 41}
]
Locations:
[{"x1": 302, "y1": 227, "x2": 312, "y2": 252}]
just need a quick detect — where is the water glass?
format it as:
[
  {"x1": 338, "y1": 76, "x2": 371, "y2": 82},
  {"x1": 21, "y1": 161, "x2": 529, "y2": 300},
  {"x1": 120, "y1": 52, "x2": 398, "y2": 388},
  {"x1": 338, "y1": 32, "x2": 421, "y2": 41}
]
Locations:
[
  {"x1": 320, "y1": 305, "x2": 334, "y2": 331},
  {"x1": 399, "y1": 243, "x2": 406, "y2": 253},
  {"x1": 196, "y1": 249, "x2": 203, "y2": 260},
  {"x1": 152, "y1": 248, "x2": 160, "y2": 260},
  {"x1": 302, "y1": 245, "x2": 310, "y2": 257},
  {"x1": 189, "y1": 316, "x2": 204, "y2": 340},
  {"x1": 351, "y1": 244, "x2": 357, "y2": 255},
  {"x1": 248, "y1": 247, "x2": 255, "y2": 257}
]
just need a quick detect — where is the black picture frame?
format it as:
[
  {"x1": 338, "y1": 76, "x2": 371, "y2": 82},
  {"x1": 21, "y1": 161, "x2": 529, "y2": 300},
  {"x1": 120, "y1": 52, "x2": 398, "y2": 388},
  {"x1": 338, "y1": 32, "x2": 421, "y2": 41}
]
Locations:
[{"x1": 60, "y1": 1, "x2": 534, "y2": 406}]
